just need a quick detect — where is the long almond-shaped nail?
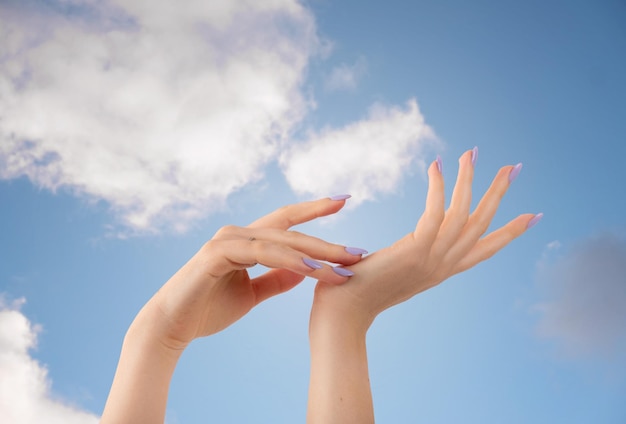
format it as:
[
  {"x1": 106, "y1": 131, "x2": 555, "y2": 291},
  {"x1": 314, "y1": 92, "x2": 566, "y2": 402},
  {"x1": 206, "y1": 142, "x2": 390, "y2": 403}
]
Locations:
[
  {"x1": 471, "y1": 146, "x2": 478, "y2": 167},
  {"x1": 508, "y1": 163, "x2": 523, "y2": 183},
  {"x1": 330, "y1": 194, "x2": 351, "y2": 201},
  {"x1": 436, "y1": 155, "x2": 443, "y2": 173},
  {"x1": 303, "y1": 258, "x2": 323, "y2": 270},
  {"x1": 526, "y1": 213, "x2": 543, "y2": 229},
  {"x1": 332, "y1": 266, "x2": 354, "y2": 277},
  {"x1": 345, "y1": 247, "x2": 368, "y2": 255}
]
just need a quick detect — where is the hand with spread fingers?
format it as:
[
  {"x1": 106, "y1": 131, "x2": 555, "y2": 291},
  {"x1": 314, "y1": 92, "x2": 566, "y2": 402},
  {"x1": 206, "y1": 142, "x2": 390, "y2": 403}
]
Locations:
[
  {"x1": 101, "y1": 196, "x2": 366, "y2": 424},
  {"x1": 307, "y1": 148, "x2": 542, "y2": 424}
]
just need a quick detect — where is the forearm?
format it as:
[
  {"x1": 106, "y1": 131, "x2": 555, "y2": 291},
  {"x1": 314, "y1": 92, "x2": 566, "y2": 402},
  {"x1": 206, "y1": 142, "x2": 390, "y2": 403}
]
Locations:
[
  {"x1": 307, "y1": 298, "x2": 374, "y2": 424},
  {"x1": 101, "y1": 306, "x2": 183, "y2": 424}
]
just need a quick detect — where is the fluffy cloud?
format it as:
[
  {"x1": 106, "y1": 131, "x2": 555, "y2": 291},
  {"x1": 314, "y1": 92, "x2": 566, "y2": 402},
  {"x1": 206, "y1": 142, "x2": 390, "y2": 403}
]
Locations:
[
  {"x1": 533, "y1": 234, "x2": 626, "y2": 358},
  {"x1": 0, "y1": 0, "x2": 438, "y2": 233},
  {"x1": 280, "y1": 99, "x2": 438, "y2": 203},
  {"x1": 0, "y1": 298, "x2": 99, "y2": 424},
  {"x1": 0, "y1": 0, "x2": 316, "y2": 232}
]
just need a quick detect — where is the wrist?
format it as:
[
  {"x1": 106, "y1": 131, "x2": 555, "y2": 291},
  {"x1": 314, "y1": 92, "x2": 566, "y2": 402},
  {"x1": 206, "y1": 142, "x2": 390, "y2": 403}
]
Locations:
[
  {"x1": 126, "y1": 302, "x2": 188, "y2": 361},
  {"x1": 101, "y1": 305, "x2": 183, "y2": 424},
  {"x1": 310, "y1": 282, "x2": 375, "y2": 337}
]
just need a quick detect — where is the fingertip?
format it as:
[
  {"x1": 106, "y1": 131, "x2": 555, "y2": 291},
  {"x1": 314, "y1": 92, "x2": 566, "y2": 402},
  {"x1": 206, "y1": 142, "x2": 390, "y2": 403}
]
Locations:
[
  {"x1": 429, "y1": 156, "x2": 443, "y2": 176},
  {"x1": 526, "y1": 212, "x2": 543, "y2": 230},
  {"x1": 471, "y1": 146, "x2": 478, "y2": 167},
  {"x1": 508, "y1": 163, "x2": 523, "y2": 183},
  {"x1": 345, "y1": 246, "x2": 368, "y2": 256},
  {"x1": 309, "y1": 196, "x2": 348, "y2": 218},
  {"x1": 303, "y1": 257, "x2": 324, "y2": 270},
  {"x1": 332, "y1": 266, "x2": 355, "y2": 278},
  {"x1": 329, "y1": 194, "x2": 352, "y2": 201}
]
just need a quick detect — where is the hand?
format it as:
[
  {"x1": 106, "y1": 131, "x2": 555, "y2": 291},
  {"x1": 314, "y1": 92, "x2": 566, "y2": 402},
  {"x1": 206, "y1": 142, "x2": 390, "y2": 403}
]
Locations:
[
  {"x1": 312, "y1": 149, "x2": 542, "y2": 328},
  {"x1": 140, "y1": 197, "x2": 365, "y2": 350}
]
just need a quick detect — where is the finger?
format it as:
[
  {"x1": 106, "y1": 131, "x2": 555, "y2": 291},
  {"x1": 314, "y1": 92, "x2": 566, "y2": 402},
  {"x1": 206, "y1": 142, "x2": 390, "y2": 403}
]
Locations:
[
  {"x1": 248, "y1": 196, "x2": 349, "y2": 230},
  {"x1": 450, "y1": 213, "x2": 537, "y2": 275},
  {"x1": 200, "y1": 238, "x2": 353, "y2": 285},
  {"x1": 214, "y1": 226, "x2": 366, "y2": 265},
  {"x1": 250, "y1": 268, "x2": 305, "y2": 305},
  {"x1": 430, "y1": 149, "x2": 476, "y2": 255},
  {"x1": 413, "y1": 157, "x2": 446, "y2": 249},
  {"x1": 443, "y1": 163, "x2": 520, "y2": 263}
]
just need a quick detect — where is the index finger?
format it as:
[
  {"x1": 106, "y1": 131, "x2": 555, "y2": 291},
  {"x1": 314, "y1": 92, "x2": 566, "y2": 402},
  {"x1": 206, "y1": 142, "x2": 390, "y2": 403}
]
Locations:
[{"x1": 248, "y1": 196, "x2": 350, "y2": 230}]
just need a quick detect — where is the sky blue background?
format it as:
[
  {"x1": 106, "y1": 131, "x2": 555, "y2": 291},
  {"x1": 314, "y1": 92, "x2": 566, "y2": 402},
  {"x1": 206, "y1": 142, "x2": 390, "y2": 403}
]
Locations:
[{"x1": 1, "y1": 0, "x2": 625, "y2": 422}]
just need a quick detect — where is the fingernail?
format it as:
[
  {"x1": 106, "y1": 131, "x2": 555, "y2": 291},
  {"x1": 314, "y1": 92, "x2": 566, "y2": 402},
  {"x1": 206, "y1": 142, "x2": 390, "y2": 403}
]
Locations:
[
  {"x1": 471, "y1": 146, "x2": 478, "y2": 167},
  {"x1": 436, "y1": 155, "x2": 443, "y2": 173},
  {"x1": 345, "y1": 246, "x2": 368, "y2": 255},
  {"x1": 330, "y1": 194, "x2": 351, "y2": 201},
  {"x1": 508, "y1": 163, "x2": 523, "y2": 183},
  {"x1": 302, "y1": 258, "x2": 323, "y2": 270},
  {"x1": 526, "y1": 213, "x2": 543, "y2": 229},
  {"x1": 332, "y1": 266, "x2": 354, "y2": 277}
]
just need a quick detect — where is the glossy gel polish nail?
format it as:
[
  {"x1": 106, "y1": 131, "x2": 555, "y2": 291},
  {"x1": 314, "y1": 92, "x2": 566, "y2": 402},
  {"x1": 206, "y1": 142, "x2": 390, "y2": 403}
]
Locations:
[
  {"x1": 436, "y1": 155, "x2": 443, "y2": 173},
  {"x1": 302, "y1": 258, "x2": 323, "y2": 270},
  {"x1": 345, "y1": 247, "x2": 368, "y2": 255},
  {"x1": 508, "y1": 163, "x2": 523, "y2": 183},
  {"x1": 471, "y1": 146, "x2": 478, "y2": 167},
  {"x1": 332, "y1": 266, "x2": 354, "y2": 277},
  {"x1": 330, "y1": 194, "x2": 351, "y2": 201},
  {"x1": 526, "y1": 213, "x2": 543, "y2": 229}
]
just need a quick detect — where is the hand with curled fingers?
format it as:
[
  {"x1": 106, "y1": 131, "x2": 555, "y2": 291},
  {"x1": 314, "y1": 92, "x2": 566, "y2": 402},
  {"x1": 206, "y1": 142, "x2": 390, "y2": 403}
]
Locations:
[
  {"x1": 306, "y1": 148, "x2": 542, "y2": 424},
  {"x1": 145, "y1": 196, "x2": 366, "y2": 350},
  {"x1": 102, "y1": 196, "x2": 366, "y2": 424}
]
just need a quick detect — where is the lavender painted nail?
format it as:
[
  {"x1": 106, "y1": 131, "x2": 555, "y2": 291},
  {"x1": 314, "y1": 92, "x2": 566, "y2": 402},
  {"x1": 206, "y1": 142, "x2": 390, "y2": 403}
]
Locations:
[
  {"x1": 471, "y1": 146, "x2": 478, "y2": 167},
  {"x1": 436, "y1": 155, "x2": 443, "y2": 173},
  {"x1": 526, "y1": 213, "x2": 543, "y2": 229},
  {"x1": 330, "y1": 194, "x2": 351, "y2": 201},
  {"x1": 345, "y1": 247, "x2": 368, "y2": 255},
  {"x1": 508, "y1": 163, "x2": 523, "y2": 183},
  {"x1": 332, "y1": 267, "x2": 354, "y2": 277},
  {"x1": 302, "y1": 258, "x2": 323, "y2": 270}
]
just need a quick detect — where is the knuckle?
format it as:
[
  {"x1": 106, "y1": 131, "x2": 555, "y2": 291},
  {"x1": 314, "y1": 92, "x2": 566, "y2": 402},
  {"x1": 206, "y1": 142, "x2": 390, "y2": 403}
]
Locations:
[
  {"x1": 286, "y1": 229, "x2": 303, "y2": 239},
  {"x1": 425, "y1": 207, "x2": 445, "y2": 224},
  {"x1": 213, "y1": 224, "x2": 240, "y2": 239},
  {"x1": 473, "y1": 216, "x2": 491, "y2": 236}
]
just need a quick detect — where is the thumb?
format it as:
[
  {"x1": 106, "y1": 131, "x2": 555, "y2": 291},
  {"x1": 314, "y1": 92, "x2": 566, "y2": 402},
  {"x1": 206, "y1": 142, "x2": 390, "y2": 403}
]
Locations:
[{"x1": 251, "y1": 268, "x2": 306, "y2": 305}]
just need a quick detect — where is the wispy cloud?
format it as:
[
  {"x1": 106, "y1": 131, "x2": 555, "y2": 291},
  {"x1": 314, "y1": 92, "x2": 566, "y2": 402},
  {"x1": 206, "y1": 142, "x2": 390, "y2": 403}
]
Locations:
[
  {"x1": 0, "y1": 1, "x2": 438, "y2": 233},
  {"x1": 0, "y1": 297, "x2": 99, "y2": 424},
  {"x1": 280, "y1": 99, "x2": 438, "y2": 204},
  {"x1": 324, "y1": 57, "x2": 367, "y2": 92},
  {"x1": 533, "y1": 234, "x2": 626, "y2": 358}
]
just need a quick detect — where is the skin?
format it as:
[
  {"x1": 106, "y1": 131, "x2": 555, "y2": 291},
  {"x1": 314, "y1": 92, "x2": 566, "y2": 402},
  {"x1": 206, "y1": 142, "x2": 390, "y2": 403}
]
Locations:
[
  {"x1": 101, "y1": 149, "x2": 540, "y2": 423},
  {"x1": 307, "y1": 149, "x2": 540, "y2": 423},
  {"x1": 100, "y1": 198, "x2": 364, "y2": 424}
]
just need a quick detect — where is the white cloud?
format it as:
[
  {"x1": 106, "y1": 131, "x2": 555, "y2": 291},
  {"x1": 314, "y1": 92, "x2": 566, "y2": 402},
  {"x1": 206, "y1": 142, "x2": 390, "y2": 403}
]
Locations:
[
  {"x1": 324, "y1": 57, "x2": 367, "y2": 92},
  {"x1": 0, "y1": 1, "x2": 439, "y2": 233},
  {"x1": 280, "y1": 99, "x2": 438, "y2": 204},
  {"x1": 0, "y1": 0, "x2": 317, "y2": 232},
  {"x1": 533, "y1": 234, "x2": 626, "y2": 358},
  {"x1": 0, "y1": 297, "x2": 99, "y2": 424}
]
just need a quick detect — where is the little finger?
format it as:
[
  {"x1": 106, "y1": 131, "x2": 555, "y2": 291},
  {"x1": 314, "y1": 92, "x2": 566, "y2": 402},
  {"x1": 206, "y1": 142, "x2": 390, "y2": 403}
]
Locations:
[{"x1": 449, "y1": 213, "x2": 541, "y2": 275}]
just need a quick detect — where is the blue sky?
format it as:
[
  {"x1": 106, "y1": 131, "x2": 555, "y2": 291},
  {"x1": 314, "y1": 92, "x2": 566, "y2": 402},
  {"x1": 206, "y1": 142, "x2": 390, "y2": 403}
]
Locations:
[{"x1": 1, "y1": 0, "x2": 625, "y2": 423}]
